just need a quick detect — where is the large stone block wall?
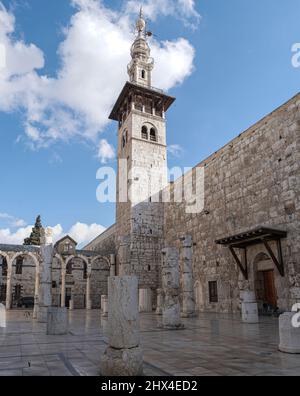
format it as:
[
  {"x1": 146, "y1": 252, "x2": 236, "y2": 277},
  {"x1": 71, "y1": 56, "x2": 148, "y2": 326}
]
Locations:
[{"x1": 164, "y1": 93, "x2": 300, "y2": 313}]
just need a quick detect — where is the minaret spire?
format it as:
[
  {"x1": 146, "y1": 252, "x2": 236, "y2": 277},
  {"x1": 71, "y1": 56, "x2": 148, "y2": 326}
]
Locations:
[{"x1": 128, "y1": 9, "x2": 154, "y2": 87}]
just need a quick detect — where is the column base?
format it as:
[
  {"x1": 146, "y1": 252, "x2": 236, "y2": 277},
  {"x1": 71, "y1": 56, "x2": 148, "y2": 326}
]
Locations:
[
  {"x1": 279, "y1": 312, "x2": 300, "y2": 354},
  {"x1": 101, "y1": 346, "x2": 143, "y2": 377},
  {"x1": 242, "y1": 302, "x2": 259, "y2": 324}
]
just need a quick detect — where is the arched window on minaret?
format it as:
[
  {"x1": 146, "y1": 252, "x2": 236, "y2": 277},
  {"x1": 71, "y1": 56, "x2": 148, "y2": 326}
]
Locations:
[
  {"x1": 141, "y1": 70, "x2": 146, "y2": 79},
  {"x1": 150, "y1": 127, "x2": 157, "y2": 142},
  {"x1": 122, "y1": 130, "x2": 128, "y2": 148},
  {"x1": 141, "y1": 126, "x2": 148, "y2": 140}
]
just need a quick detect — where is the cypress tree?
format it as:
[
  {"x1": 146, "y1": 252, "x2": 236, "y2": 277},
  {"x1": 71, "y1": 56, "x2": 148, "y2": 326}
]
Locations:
[{"x1": 23, "y1": 215, "x2": 43, "y2": 246}]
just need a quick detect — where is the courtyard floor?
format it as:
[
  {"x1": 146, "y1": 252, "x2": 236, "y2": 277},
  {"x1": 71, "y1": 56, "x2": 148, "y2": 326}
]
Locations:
[{"x1": 0, "y1": 309, "x2": 300, "y2": 376}]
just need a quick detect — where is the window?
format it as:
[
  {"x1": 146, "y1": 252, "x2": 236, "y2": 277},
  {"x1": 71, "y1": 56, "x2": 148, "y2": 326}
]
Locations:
[
  {"x1": 0, "y1": 284, "x2": 6, "y2": 302},
  {"x1": 141, "y1": 126, "x2": 148, "y2": 140},
  {"x1": 209, "y1": 281, "x2": 218, "y2": 303},
  {"x1": 122, "y1": 130, "x2": 128, "y2": 149},
  {"x1": 14, "y1": 284, "x2": 22, "y2": 301},
  {"x1": 2, "y1": 258, "x2": 7, "y2": 277},
  {"x1": 150, "y1": 128, "x2": 157, "y2": 142},
  {"x1": 141, "y1": 70, "x2": 146, "y2": 79},
  {"x1": 64, "y1": 243, "x2": 71, "y2": 253},
  {"x1": 16, "y1": 257, "x2": 23, "y2": 275},
  {"x1": 83, "y1": 263, "x2": 87, "y2": 280},
  {"x1": 66, "y1": 261, "x2": 73, "y2": 275}
]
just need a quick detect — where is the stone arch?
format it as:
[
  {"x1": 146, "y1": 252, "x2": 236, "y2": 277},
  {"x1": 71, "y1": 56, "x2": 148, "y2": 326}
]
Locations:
[
  {"x1": 10, "y1": 252, "x2": 40, "y2": 307},
  {"x1": 11, "y1": 252, "x2": 39, "y2": 268},
  {"x1": 0, "y1": 251, "x2": 10, "y2": 263},
  {"x1": 54, "y1": 253, "x2": 65, "y2": 269},
  {"x1": 91, "y1": 255, "x2": 110, "y2": 269}
]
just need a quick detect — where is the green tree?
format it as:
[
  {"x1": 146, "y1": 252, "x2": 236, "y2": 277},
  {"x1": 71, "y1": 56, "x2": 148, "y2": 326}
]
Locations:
[{"x1": 23, "y1": 215, "x2": 43, "y2": 246}]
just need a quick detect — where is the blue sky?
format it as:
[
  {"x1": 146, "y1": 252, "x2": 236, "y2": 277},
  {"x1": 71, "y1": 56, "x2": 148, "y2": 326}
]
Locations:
[{"x1": 0, "y1": 0, "x2": 299, "y2": 246}]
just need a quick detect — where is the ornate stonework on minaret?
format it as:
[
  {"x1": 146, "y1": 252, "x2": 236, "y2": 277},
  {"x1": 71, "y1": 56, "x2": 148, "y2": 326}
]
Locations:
[
  {"x1": 127, "y1": 8, "x2": 154, "y2": 88},
  {"x1": 109, "y1": 10, "x2": 175, "y2": 303}
]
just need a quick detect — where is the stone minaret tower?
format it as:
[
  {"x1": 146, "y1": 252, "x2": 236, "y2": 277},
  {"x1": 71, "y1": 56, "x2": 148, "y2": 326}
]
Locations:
[{"x1": 109, "y1": 10, "x2": 175, "y2": 301}]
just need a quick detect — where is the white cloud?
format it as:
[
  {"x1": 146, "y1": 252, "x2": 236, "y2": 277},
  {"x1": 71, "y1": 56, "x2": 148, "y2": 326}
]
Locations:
[
  {"x1": 97, "y1": 139, "x2": 115, "y2": 163},
  {"x1": 0, "y1": 213, "x2": 27, "y2": 228},
  {"x1": 68, "y1": 222, "x2": 106, "y2": 246},
  {"x1": 168, "y1": 144, "x2": 184, "y2": 158},
  {"x1": 0, "y1": 222, "x2": 106, "y2": 248},
  {"x1": 0, "y1": 226, "x2": 33, "y2": 245},
  {"x1": 0, "y1": 0, "x2": 198, "y2": 151},
  {"x1": 125, "y1": 0, "x2": 201, "y2": 28}
]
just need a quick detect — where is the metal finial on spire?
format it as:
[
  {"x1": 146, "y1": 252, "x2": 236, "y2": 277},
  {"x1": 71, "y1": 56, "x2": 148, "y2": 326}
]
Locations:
[{"x1": 136, "y1": 7, "x2": 146, "y2": 36}]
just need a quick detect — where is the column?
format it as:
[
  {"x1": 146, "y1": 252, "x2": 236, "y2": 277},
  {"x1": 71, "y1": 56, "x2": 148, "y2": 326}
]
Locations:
[
  {"x1": 240, "y1": 291, "x2": 259, "y2": 324},
  {"x1": 101, "y1": 276, "x2": 143, "y2": 376},
  {"x1": 37, "y1": 228, "x2": 53, "y2": 323},
  {"x1": 101, "y1": 295, "x2": 108, "y2": 318},
  {"x1": 5, "y1": 258, "x2": 13, "y2": 310},
  {"x1": 156, "y1": 289, "x2": 164, "y2": 315},
  {"x1": 33, "y1": 262, "x2": 40, "y2": 319},
  {"x1": 139, "y1": 289, "x2": 153, "y2": 312},
  {"x1": 161, "y1": 248, "x2": 184, "y2": 329},
  {"x1": 60, "y1": 268, "x2": 66, "y2": 308},
  {"x1": 86, "y1": 271, "x2": 92, "y2": 310},
  {"x1": 279, "y1": 311, "x2": 300, "y2": 354},
  {"x1": 180, "y1": 235, "x2": 196, "y2": 318}
]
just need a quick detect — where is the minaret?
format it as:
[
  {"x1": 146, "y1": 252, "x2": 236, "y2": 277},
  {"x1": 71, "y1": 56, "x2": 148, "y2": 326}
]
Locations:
[
  {"x1": 109, "y1": 11, "x2": 175, "y2": 301},
  {"x1": 127, "y1": 7, "x2": 154, "y2": 88}
]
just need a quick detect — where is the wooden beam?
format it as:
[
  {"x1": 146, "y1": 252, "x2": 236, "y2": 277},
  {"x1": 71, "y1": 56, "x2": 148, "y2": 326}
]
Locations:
[
  {"x1": 263, "y1": 239, "x2": 285, "y2": 277},
  {"x1": 229, "y1": 247, "x2": 248, "y2": 280}
]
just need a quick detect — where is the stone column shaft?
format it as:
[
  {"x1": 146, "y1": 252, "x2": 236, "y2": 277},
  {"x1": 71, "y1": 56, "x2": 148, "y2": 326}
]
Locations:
[
  {"x1": 38, "y1": 228, "x2": 53, "y2": 323},
  {"x1": 61, "y1": 269, "x2": 66, "y2": 308},
  {"x1": 86, "y1": 273, "x2": 92, "y2": 310},
  {"x1": 33, "y1": 263, "x2": 40, "y2": 319},
  {"x1": 180, "y1": 235, "x2": 196, "y2": 318},
  {"x1": 161, "y1": 248, "x2": 184, "y2": 329},
  {"x1": 101, "y1": 276, "x2": 143, "y2": 376},
  {"x1": 5, "y1": 259, "x2": 13, "y2": 310}
]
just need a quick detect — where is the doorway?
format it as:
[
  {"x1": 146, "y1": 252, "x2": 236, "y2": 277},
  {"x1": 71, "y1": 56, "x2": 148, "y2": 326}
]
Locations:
[{"x1": 262, "y1": 270, "x2": 277, "y2": 307}]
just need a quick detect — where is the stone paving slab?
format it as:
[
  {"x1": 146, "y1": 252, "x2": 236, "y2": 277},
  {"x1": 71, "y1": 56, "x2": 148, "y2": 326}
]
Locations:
[{"x1": 0, "y1": 310, "x2": 299, "y2": 376}]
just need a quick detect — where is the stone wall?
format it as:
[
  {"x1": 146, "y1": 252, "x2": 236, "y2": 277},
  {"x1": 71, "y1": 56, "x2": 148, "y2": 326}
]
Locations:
[
  {"x1": 164, "y1": 93, "x2": 300, "y2": 313},
  {"x1": 84, "y1": 224, "x2": 116, "y2": 256}
]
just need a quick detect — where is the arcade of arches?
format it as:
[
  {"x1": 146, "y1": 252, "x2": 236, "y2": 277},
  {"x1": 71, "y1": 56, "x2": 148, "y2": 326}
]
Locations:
[{"x1": 0, "y1": 236, "x2": 113, "y2": 310}]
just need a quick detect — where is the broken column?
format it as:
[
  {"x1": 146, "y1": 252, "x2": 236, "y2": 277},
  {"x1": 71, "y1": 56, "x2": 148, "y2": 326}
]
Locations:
[
  {"x1": 180, "y1": 235, "x2": 196, "y2": 318},
  {"x1": 47, "y1": 307, "x2": 68, "y2": 335},
  {"x1": 156, "y1": 289, "x2": 164, "y2": 315},
  {"x1": 101, "y1": 276, "x2": 143, "y2": 376},
  {"x1": 37, "y1": 228, "x2": 53, "y2": 323},
  {"x1": 139, "y1": 289, "x2": 153, "y2": 313},
  {"x1": 279, "y1": 310, "x2": 300, "y2": 354},
  {"x1": 161, "y1": 248, "x2": 184, "y2": 330},
  {"x1": 240, "y1": 291, "x2": 259, "y2": 324}
]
